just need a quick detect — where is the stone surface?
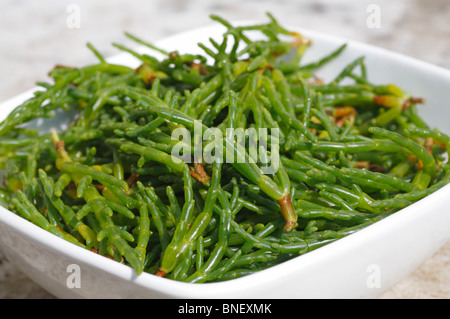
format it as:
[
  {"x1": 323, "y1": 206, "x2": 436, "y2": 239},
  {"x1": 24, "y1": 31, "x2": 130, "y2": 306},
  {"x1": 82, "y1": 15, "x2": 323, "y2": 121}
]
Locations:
[{"x1": 0, "y1": 0, "x2": 449, "y2": 299}]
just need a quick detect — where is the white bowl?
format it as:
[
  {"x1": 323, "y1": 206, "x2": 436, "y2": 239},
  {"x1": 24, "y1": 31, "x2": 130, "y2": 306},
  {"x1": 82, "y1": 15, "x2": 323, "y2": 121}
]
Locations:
[{"x1": 1, "y1": 21, "x2": 450, "y2": 299}]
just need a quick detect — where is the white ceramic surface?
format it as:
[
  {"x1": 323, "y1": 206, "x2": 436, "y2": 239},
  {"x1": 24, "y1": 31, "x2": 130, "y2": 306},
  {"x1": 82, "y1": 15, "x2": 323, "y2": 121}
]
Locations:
[{"x1": 0, "y1": 22, "x2": 450, "y2": 299}]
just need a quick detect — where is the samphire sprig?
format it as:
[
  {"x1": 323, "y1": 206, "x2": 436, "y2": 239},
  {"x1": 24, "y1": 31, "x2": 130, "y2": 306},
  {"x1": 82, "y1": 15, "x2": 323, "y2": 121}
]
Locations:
[{"x1": 0, "y1": 12, "x2": 448, "y2": 281}]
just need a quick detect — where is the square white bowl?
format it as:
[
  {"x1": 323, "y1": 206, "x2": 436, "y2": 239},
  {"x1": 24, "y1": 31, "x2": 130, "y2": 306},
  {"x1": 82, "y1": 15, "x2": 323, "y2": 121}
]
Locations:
[{"x1": 0, "y1": 21, "x2": 450, "y2": 299}]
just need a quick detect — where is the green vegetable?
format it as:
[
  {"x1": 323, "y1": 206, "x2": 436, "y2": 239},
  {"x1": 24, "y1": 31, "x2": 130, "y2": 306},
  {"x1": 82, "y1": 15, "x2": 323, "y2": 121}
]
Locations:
[{"x1": 0, "y1": 13, "x2": 448, "y2": 282}]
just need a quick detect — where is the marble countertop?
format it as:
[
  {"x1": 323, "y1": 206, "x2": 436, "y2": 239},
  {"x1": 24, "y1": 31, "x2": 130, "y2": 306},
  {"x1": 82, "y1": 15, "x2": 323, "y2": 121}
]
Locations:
[{"x1": 0, "y1": 0, "x2": 449, "y2": 299}]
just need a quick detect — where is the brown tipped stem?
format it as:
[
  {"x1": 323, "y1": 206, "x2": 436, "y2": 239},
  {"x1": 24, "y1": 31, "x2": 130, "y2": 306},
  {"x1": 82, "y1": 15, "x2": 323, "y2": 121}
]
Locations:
[
  {"x1": 410, "y1": 97, "x2": 425, "y2": 104},
  {"x1": 190, "y1": 163, "x2": 211, "y2": 186},
  {"x1": 126, "y1": 173, "x2": 140, "y2": 188},
  {"x1": 155, "y1": 269, "x2": 166, "y2": 277},
  {"x1": 373, "y1": 95, "x2": 402, "y2": 108},
  {"x1": 277, "y1": 194, "x2": 297, "y2": 233}
]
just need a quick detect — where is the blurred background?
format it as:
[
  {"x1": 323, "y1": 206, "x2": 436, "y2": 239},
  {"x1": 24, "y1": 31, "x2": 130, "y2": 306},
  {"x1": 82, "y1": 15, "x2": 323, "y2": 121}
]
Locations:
[{"x1": 0, "y1": 0, "x2": 449, "y2": 298}]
